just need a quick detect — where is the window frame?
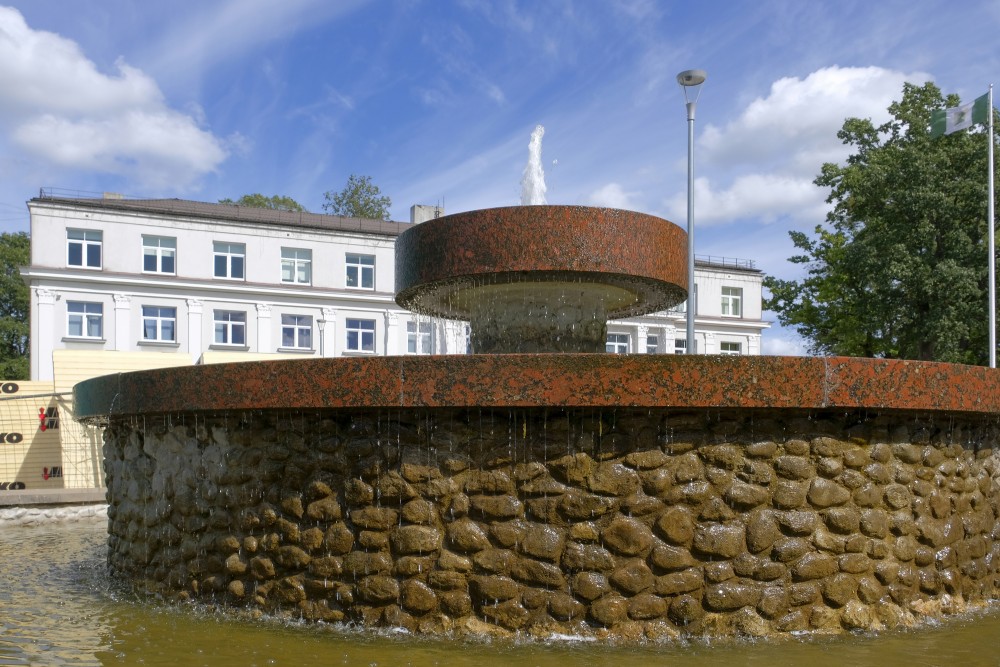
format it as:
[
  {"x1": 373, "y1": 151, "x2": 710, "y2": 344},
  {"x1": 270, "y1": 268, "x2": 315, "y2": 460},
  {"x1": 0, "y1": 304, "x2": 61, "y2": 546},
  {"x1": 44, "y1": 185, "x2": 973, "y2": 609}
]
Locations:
[
  {"x1": 67, "y1": 229, "x2": 102, "y2": 269},
  {"x1": 406, "y1": 320, "x2": 433, "y2": 354},
  {"x1": 345, "y1": 318, "x2": 376, "y2": 353},
  {"x1": 720, "y1": 341, "x2": 743, "y2": 356},
  {"x1": 674, "y1": 339, "x2": 688, "y2": 354},
  {"x1": 645, "y1": 334, "x2": 659, "y2": 354},
  {"x1": 281, "y1": 247, "x2": 312, "y2": 285},
  {"x1": 213, "y1": 242, "x2": 246, "y2": 280},
  {"x1": 142, "y1": 235, "x2": 177, "y2": 275},
  {"x1": 66, "y1": 301, "x2": 103, "y2": 339},
  {"x1": 281, "y1": 314, "x2": 312, "y2": 350},
  {"x1": 141, "y1": 305, "x2": 177, "y2": 343},
  {"x1": 213, "y1": 310, "x2": 247, "y2": 346},
  {"x1": 345, "y1": 253, "x2": 375, "y2": 290},
  {"x1": 606, "y1": 333, "x2": 630, "y2": 354},
  {"x1": 721, "y1": 286, "x2": 743, "y2": 318}
]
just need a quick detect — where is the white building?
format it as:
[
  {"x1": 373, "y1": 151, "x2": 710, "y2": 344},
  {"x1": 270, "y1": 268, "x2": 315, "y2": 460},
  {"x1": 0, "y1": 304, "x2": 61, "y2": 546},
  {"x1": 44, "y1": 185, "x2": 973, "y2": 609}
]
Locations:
[
  {"x1": 22, "y1": 193, "x2": 769, "y2": 382},
  {"x1": 607, "y1": 256, "x2": 768, "y2": 356}
]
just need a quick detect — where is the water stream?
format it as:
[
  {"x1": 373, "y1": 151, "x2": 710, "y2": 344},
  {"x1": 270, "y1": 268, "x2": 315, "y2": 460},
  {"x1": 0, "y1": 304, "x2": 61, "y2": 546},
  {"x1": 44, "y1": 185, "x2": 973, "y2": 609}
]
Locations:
[{"x1": 2, "y1": 517, "x2": 998, "y2": 667}]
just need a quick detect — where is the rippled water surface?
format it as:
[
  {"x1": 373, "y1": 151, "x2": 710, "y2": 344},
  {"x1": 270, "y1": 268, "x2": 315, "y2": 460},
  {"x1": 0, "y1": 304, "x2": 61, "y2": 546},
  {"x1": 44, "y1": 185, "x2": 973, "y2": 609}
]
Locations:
[{"x1": 2, "y1": 518, "x2": 999, "y2": 667}]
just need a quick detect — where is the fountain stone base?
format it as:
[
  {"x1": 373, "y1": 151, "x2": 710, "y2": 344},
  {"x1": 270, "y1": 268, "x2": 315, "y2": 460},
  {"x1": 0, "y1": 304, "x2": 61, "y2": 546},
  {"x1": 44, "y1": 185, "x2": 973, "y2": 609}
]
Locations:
[{"x1": 80, "y1": 355, "x2": 1000, "y2": 638}]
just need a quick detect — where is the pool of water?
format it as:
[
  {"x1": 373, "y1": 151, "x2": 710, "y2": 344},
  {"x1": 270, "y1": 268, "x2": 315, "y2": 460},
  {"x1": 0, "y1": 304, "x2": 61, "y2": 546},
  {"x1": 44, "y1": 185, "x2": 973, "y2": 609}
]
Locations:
[{"x1": 1, "y1": 516, "x2": 998, "y2": 667}]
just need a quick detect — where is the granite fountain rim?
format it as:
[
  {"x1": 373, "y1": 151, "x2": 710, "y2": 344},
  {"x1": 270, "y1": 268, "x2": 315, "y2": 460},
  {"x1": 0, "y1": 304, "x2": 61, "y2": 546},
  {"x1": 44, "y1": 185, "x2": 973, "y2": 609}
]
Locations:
[{"x1": 72, "y1": 354, "x2": 1000, "y2": 419}]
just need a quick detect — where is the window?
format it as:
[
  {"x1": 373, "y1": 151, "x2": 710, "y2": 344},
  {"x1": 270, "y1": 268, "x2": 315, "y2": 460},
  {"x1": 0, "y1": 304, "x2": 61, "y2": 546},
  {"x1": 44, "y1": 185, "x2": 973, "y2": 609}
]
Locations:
[
  {"x1": 721, "y1": 341, "x2": 742, "y2": 355},
  {"x1": 669, "y1": 300, "x2": 687, "y2": 314},
  {"x1": 606, "y1": 333, "x2": 629, "y2": 354},
  {"x1": 143, "y1": 235, "x2": 176, "y2": 274},
  {"x1": 281, "y1": 248, "x2": 311, "y2": 284},
  {"x1": 67, "y1": 302, "x2": 102, "y2": 338},
  {"x1": 346, "y1": 254, "x2": 375, "y2": 289},
  {"x1": 142, "y1": 306, "x2": 176, "y2": 342},
  {"x1": 214, "y1": 242, "x2": 245, "y2": 279},
  {"x1": 674, "y1": 339, "x2": 688, "y2": 354},
  {"x1": 722, "y1": 286, "x2": 743, "y2": 317},
  {"x1": 346, "y1": 318, "x2": 376, "y2": 352},
  {"x1": 214, "y1": 311, "x2": 246, "y2": 346},
  {"x1": 282, "y1": 314, "x2": 312, "y2": 349},
  {"x1": 407, "y1": 320, "x2": 432, "y2": 354},
  {"x1": 67, "y1": 229, "x2": 102, "y2": 269},
  {"x1": 646, "y1": 334, "x2": 659, "y2": 354}
]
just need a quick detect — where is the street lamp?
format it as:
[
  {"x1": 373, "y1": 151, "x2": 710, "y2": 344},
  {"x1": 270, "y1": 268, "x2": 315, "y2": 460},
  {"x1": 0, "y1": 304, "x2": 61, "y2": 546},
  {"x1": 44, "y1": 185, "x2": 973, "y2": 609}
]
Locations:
[
  {"x1": 317, "y1": 319, "x2": 326, "y2": 357},
  {"x1": 677, "y1": 69, "x2": 706, "y2": 354}
]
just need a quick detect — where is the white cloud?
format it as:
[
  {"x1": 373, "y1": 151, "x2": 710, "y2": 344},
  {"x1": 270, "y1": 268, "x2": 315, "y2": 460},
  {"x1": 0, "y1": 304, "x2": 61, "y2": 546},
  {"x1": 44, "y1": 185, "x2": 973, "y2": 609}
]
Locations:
[
  {"x1": 0, "y1": 6, "x2": 226, "y2": 190},
  {"x1": 588, "y1": 182, "x2": 638, "y2": 209},
  {"x1": 761, "y1": 334, "x2": 808, "y2": 357},
  {"x1": 701, "y1": 66, "x2": 930, "y2": 173},
  {"x1": 670, "y1": 66, "x2": 932, "y2": 227},
  {"x1": 664, "y1": 174, "x2": 827, "y2": 226}
]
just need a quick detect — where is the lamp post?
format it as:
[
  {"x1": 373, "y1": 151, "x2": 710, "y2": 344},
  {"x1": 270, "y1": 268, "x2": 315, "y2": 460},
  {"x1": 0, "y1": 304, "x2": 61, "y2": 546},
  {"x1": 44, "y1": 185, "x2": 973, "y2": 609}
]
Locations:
[
  {"x1": 677, "y1": 69, "x2": 706, "y2": 354},
  {"x1": 317, "y1": 319, "x2": 326, "y2": 357}
]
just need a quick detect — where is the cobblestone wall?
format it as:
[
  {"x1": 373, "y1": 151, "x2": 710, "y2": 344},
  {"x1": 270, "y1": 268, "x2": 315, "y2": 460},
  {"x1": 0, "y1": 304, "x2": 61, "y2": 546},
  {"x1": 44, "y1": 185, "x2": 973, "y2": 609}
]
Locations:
[{"x1": 103, "y1": 408, "x2": 1000, "y2": 639}]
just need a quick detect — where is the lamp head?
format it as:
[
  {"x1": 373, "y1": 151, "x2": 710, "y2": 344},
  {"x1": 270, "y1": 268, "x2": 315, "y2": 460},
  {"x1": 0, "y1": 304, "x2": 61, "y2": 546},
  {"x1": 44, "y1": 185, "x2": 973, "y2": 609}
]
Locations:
[{"x1": 676, "y1": 70, "x2": 707, "y2": 87}]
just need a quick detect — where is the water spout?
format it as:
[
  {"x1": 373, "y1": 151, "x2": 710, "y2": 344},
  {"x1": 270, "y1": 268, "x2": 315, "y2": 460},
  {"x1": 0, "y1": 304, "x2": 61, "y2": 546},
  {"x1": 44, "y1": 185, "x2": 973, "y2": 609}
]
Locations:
[{"x1": 520, "y1": 125, "x2": 547, "y2": 205}]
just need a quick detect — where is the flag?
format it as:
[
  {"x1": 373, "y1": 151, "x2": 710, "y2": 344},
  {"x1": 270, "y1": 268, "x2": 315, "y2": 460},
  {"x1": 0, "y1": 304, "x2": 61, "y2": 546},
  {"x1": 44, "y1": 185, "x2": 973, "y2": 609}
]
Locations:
[{"x1": 930, "y1": 92, "x2": 991, "y2": 137}]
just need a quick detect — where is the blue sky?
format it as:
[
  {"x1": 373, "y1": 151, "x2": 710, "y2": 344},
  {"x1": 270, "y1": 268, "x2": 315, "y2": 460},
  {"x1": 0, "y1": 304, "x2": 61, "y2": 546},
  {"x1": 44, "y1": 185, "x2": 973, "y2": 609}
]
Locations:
[{"x1": 1, "y1": 0, "x2": 998, "y2": 354}]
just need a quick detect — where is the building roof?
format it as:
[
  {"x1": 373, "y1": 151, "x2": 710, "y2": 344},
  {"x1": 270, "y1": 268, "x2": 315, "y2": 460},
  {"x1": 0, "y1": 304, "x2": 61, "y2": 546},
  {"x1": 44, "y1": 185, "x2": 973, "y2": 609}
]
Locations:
[{"x1": 30, "y1": 194, "x2": 412, "y2": 237}]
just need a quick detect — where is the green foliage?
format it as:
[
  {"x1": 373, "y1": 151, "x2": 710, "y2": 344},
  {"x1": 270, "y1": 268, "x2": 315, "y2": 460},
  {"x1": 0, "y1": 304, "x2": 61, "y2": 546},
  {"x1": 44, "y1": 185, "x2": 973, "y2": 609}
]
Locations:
[
  {"x1": 0, "y1": 232, "x2": 29, "y2": 379},
  {"x1": 219, "y1": 193, "x2": 306, "y2": 212},
  {"x1": 764, "y1": 82, "x2": 997, "y2": 363},
  {"x1": 322, "y1": 174, "x2": 392, "y2": 220}
]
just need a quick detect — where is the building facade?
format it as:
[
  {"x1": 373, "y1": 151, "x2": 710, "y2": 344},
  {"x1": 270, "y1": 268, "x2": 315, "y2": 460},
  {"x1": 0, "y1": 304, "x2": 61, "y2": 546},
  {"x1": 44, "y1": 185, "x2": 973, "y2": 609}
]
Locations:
[{"x1": 23, "y1": 194, "x2": 769, "y2": 383}]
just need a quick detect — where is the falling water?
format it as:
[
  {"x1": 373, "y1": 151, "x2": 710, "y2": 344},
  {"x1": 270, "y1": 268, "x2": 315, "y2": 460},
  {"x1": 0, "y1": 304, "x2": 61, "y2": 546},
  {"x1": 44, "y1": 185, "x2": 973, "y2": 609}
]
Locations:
[{"x1": 520, "y1": 125, "x2": 547, "y2": 205}]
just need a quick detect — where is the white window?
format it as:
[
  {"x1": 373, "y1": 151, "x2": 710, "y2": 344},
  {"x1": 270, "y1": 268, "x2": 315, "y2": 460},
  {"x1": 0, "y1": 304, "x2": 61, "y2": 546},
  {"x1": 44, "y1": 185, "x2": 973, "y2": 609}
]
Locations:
[
  {"x1": 281, "y1": 248, "x2": 311, "y2": 284},
  {"x1": 67, "y1": 229, "x2": 102, "y2": 269},
  {"x1": 722, "y1": 286, "x2": 743, "y2": 317},
  {"x1": 646, "y1": 334, "x2": 659, "y2": 354},
  {"x1": 346, "y1": 254, "x2": 375, "y2": 289},
  {"x1": 214, "y1": 242, "x2": 245, "y2": 280},
  {"x1": 282, "y1": 314, "x2": 312, "y2": 349},
  {"x1": 142, "y1": 306, "x2": 176, "y2": 342},
  {"x1": 346, "y1": 318, "x2": 376, "y2": 352},
  {"x1": 67, "y1": 302, "x2": 102, "y2": 338},
  {"x1": 214, "y1": 311, "x2": 247, "y2": 346},
  {"x1": 407, "y1": 320, "x2": 432, "y2": 354},
  {"x1": 721, "y1": 341, "x2": 742, "y2": 355},
  {"x1": 674, "y1": 339, "x2": 687, "y2": 354},
  {"x1": 143, "y1": 235, "x2": 176, "y2": 274},
  {"x1": 670, "y1": 300, "x2": 687, "y2": 314},
  {"x1": 606, "y1": 333, "x2": 629, "y2": 354}
]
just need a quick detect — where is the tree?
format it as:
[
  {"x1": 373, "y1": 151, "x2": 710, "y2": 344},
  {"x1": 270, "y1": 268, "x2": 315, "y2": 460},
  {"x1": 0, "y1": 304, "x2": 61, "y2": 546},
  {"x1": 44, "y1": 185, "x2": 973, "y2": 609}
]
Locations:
[
  {"x1": 219, "y1": 193, "x2": 306, "y2": 212},
  {"x1": 322, "y1": 174, "x2": 392, "y2": 220},
  {"x1": 0, "y1": 233, "x2": 29, "y2": 379},
  {"x1": 764, "y1": 82, "x2": 997, "y2": 364}
]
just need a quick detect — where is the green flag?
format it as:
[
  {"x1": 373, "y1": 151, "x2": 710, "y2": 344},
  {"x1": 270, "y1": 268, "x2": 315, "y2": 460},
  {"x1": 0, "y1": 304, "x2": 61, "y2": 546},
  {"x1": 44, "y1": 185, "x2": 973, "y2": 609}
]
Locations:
[{"x1": 930, "y1": 92, "x2": 991, "y2": 137}]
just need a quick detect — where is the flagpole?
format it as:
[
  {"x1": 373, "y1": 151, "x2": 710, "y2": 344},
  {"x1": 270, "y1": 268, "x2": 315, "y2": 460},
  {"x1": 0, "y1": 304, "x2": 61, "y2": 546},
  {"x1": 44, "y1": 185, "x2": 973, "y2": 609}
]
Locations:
[{"x1": 989, "y1": 83, "x2": 996, "y2": 368}]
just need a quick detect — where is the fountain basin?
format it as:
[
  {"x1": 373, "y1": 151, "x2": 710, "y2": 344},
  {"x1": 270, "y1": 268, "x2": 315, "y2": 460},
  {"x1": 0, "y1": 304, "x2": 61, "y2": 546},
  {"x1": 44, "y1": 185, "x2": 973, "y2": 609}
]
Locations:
[
  {"x1": 75, "y1": 355, "x2": 1000, "y2": 638},
  {"x1": 394, "y1": 206, "x2": 687, "y2": 352}
]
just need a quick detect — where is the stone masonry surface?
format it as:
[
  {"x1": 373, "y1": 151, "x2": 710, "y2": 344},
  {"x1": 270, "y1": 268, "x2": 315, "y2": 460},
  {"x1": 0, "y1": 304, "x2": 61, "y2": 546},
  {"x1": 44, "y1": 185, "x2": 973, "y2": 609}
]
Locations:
[{"x1": 103, "y1": 407, "x2": 1000, "y2": 640}]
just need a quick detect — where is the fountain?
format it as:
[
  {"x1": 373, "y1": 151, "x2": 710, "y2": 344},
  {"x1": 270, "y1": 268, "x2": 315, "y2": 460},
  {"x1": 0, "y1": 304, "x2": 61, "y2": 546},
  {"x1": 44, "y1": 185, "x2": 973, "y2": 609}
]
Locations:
[{"x1": 73, "y1": 200, "x2": 1000, "y2": 639}]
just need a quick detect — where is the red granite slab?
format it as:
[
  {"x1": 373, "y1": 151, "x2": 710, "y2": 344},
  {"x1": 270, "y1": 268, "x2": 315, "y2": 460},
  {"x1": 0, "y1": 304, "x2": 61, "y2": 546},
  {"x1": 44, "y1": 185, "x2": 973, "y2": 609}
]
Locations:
[
  {"x1": 73, "y1": 355, "x2": 1000, "y2": 419},
  {"x1": 394, "y1": 206, "x2": 688, "y2": 319}
]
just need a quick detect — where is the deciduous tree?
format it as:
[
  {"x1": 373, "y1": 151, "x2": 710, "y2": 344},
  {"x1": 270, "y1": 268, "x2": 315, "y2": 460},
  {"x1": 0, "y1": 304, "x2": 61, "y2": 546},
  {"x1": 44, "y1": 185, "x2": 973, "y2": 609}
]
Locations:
[
  {"x1": 322, "y1": 174, "x2": 392, "y2": 220},
  {"x1": 0, "y1": 232, "x2": 29, "y2": 378},
  {"x1": 765, "y1": 82, "x2": 997, "y2": 363},
  {"x1": 219, "y1": 193, "x2": 306, "y2": 212}
]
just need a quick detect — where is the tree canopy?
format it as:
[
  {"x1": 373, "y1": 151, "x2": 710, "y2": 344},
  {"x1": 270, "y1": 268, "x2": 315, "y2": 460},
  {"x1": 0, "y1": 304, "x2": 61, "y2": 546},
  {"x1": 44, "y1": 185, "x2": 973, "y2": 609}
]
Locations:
[
  {"x1": 322, "y1": 174, "x2": 392, "y2": 220},
  {"x1": 0, "y1": 232, "x2": 29, "y2": 379},
  {"x1": 219, "y1": 193, "x2": 306, "y2": 212},
  {"x1": 764, "y1": 82, "x2": 997, "y2": 364}
]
